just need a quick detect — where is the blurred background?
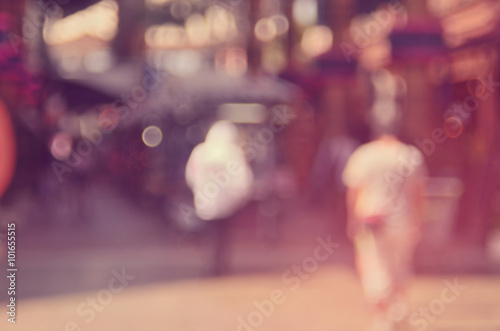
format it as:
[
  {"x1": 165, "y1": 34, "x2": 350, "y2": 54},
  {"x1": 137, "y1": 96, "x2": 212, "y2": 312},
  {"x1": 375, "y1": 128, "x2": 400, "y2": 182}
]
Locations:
[{"x1": 0, "y1": 0, "x2": 499, "y2": 330}]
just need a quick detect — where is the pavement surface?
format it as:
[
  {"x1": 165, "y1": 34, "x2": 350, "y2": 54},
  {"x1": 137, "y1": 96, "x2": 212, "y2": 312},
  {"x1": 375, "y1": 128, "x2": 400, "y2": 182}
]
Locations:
[
  {"x1": 0, "y1": 179, "x2": 499, "y2": 331},
  {"x1": 1, "y1": 266, "x2": 500, "y2": 331}
]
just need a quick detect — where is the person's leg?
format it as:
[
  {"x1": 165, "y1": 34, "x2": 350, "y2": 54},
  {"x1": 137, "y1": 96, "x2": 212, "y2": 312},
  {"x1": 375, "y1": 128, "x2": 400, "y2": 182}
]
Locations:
[
  {"x1": 384, "y1": 229, "x2": 416, "y2": 323},
  {"x1": 354, "y1": 228, "x2": 391, "y2": 304},
  {"x1": 211, "y1": 217, "x2": 230, "y2": 276},
  {"x1": 355, "y1": 228, "x2": 396, "y2": 331}
]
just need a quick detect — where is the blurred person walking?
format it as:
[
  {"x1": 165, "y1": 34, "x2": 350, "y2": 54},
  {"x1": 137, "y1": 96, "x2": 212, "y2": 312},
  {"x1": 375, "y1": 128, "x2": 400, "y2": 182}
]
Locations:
[
  {"x1": 185, "y1": 120, "x2": 253, "y2": 276},
  {"x1": 342, "y1": 70, "x2": 427, "y2": 331}
]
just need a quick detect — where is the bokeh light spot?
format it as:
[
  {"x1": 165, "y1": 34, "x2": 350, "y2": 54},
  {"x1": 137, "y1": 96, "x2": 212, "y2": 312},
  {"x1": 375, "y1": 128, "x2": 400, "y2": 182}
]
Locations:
[
  {"x1": 443, "y1": 116, "x2": 464, "y2": 138},
  {"x1": 50, "y1": 132, "x2": 73, "y2": 160},
  {"x1": 142, "y1": 126, "x2": 163, "y2": 148}
]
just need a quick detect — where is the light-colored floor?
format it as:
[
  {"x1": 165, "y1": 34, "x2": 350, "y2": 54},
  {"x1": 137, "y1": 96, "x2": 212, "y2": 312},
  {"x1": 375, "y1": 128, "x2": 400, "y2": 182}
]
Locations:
[{"x1": 2, "y1": 265, "x2": 500, "y2": 331}]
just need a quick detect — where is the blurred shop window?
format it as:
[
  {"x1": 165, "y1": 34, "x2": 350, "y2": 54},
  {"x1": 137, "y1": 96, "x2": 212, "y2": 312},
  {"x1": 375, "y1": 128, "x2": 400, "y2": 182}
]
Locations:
[
  {"x1": 43, "y1": 1, "x2": 118, "y2": 45},
  {"x1": 42, "y1": 0, "x2": 119, "y2": 75},
  {"x1": 144, "y1": 4, "x2": 238, "y2": 50},
  {"x1": 144, "y1": 2, "x2": 240, "y2": 76}
]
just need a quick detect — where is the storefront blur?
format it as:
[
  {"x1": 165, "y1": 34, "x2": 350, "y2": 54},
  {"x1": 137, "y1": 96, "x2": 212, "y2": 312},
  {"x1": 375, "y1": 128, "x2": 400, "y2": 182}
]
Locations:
[
  {"x1": 428, "y1": 0, "x2": 500, "y2": 249},
  {"x1": 0, "y1": 0, "x2": 498, "y2": 252}
]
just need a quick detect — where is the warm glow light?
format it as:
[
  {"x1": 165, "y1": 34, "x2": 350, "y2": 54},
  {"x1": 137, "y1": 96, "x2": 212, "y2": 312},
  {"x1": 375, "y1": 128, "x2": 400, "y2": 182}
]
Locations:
[
  {"x1": 255, "y1": 18, "x2": 277, "y2": 42},
  {"x1": 205, "y1": 5, "x2": 238, "y2": 42},
  {"x1": 442, "y1": 2, "x2": 498, "y2": 47},
  {"x1": 270, "y1": 15, "x2": 289, "y2": 35},
  {"x1": 147, "y1": 6, "x2": 238, "y2": 49},
  {"x1": 142, "y1": 126, "x2": 163, "y2": 148},
  {"x1": 44, "y1": 0, "x2": 118, "y2": 45},
  {"x1": 145, "y1": 24, "x2": 187, "y2": 49},
  {"x1": 359, "y1": 41, "x2": 392, "y2": 71},
  {"x1": 293, "y1": 0, "x2": 318, "y2": 26},
  {"x1": 300, "y1": 25, "x2": 333, "y2": 57},
  {"x1": 146, "y1": 0, "x2": 172, "y2": 8},
  {"x1": 450, "y1": 51, "x2": 492, "y2": 83},
  {"x1": 185, "y1": 14, "x2": 210, "y2": 47},
  {"x1": 427, "y1": 0, "x2": 477, "y2": 17},
  {"x1": 255, "y1": 15, "x2": 289, "y2": 43},
  {"x1": 262, "y1": 43, "x2": 287, "y2": 74}
]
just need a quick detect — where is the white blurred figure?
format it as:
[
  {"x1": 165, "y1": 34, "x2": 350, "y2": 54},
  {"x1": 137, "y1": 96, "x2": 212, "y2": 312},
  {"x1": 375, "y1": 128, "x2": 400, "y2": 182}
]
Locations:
[
  {"x1": 342, "y1": 70, "x2": 427, "y2": 331},
  {"x1": 185, "y1": 120, "x2": 253, "y2": 275}
]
